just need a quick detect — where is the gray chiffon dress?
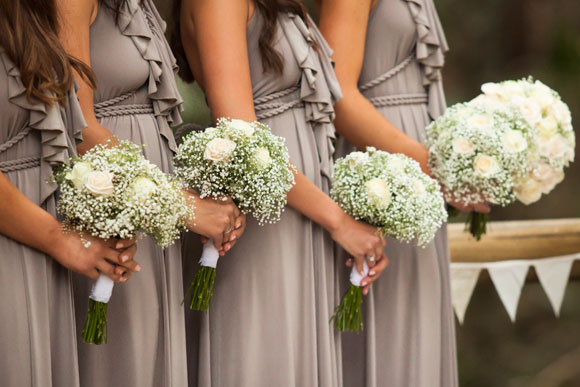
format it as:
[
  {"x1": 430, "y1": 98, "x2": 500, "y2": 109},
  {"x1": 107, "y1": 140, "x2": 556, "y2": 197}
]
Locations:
[
  {"x1": 336, "y1": 0, "x2": 459, "y2": 386},
  {"x1": 72, "y1": 1, "x2": 187, "y2": 386},
  {"x1": 182, "y1": 11, "x2": 343, "y2": 387},
  {"x1": 0, "y1": 49, "x2": 86, "y2": 386}
]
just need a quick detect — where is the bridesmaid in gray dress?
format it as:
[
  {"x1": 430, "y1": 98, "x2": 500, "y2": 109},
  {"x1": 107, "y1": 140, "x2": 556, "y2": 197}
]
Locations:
[
  {"x1": 173, "y1": 0, "x2": 389, "y2": 385},
  {"x1": 317, "y1": 0, "x2": 488, "y2": 385},
  {"x1": 0, "y1": 3, "x2": 137, "y2": 385},
  {"x1": 57, "y1": 0, "x2": 243, "y2": 385}
]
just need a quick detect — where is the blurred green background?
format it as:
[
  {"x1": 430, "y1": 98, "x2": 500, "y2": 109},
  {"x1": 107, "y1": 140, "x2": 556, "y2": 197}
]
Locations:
[{"x1": 158, "y1": 0, "x2": 580, "y2": 385}]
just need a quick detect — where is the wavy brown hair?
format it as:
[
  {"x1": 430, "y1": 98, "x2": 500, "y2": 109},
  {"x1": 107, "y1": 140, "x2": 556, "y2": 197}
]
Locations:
[
  {"x1": 170, "y1": 0, "x2": 310, "y2": 83},
  {"x1": 0, "y1": 0, "x2": 95, "y2": 106}
]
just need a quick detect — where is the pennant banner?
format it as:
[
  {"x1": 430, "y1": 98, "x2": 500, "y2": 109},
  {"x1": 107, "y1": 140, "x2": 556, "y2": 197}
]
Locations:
[{"x1": 451, "y1": 253, "x2": 580, "y2": 324}]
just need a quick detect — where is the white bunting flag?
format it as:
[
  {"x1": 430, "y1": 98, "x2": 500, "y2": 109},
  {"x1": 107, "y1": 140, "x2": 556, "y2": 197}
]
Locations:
[
  {"x1": 534, "y1": 257, "x2": 575, "y2": 317},
  {"x1": 488, "y1": 263, "x2": 529, "y2": 322},
  {"x1": 450, "y1": 265, "x2": 481, "y2": 324}
]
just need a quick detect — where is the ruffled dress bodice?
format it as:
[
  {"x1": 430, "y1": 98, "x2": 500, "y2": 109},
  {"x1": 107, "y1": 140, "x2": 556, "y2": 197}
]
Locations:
[
  {"x1": 360, "y1": 0, "x2": 449, "y2": 119},
  {"x1": 0, "y1": 49, "x2": 85, "y2": 203}
]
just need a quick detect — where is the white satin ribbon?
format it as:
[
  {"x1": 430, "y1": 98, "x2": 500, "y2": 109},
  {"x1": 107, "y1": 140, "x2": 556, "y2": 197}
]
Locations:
[
  {"x1": 200, "y1": 239, "x2": 220, "y2": 269},
  {"x1": 350, "y1": 261, "x2": 370, "y2": 287},
  {"x1": 90, "y1": 274, "x2": 115, "y2": 303}
]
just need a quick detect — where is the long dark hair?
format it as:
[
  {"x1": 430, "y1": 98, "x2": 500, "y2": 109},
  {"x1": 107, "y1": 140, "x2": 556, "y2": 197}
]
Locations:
[
  {"x1": 0, "y1": 0, "x2": 95, "y2": 105},
  {"x1": 170, "y1": 0, "x2": 310, "y2": 83}
]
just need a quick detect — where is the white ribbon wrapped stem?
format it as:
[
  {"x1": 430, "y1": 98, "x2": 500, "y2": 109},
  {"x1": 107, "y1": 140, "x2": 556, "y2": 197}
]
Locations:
[
  {"x1": 350, "y1": 261, "x2": 370, "y2": 287},
  {"x1": 90, "y1": 274, "x2": 115, "y2": 303},
  {"x1": 200, "y1": 239, "x2": 220, "y2": 269}
]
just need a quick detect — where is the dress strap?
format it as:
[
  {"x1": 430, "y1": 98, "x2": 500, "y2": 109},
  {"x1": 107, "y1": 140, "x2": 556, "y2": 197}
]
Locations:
[{"x1": 359, "y1": 54, "x2": 415, "y2": 92}]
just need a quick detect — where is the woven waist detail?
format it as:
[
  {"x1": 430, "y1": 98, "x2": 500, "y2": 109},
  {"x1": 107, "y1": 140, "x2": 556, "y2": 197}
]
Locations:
[
  {"x1": 94, "y1": 92, "x2": 154, "y2": 119},
  {"x1": 254, "y1": 86, "x2": 303, "y2": 120},
  {"x1": 0, "y1": 156, "x2": 40, "y2": 172},
  {"x1": 367, "y1": 93, "x2": 428, "y2": 108},
  {"x1": 359, "y1": 54, "x2": 416, "y2": 92}
]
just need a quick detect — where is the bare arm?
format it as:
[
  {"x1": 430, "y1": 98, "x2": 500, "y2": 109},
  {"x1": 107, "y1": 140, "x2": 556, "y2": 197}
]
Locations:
[
  {"x1": 318, "y1": 0, "x2": 489, "y2": 213},
  {"x1": 0, "y1": 172, "x2": 137, "y2": 281},
  {"x1": 318, "y1": 0, "x2": 429, "y2": 172},
  {"x1": 57, "y1": 0, "x2": 115, "y2": 154},
  {"x1": 180, "y1": 0, "x2": 387, "y2": 272}
]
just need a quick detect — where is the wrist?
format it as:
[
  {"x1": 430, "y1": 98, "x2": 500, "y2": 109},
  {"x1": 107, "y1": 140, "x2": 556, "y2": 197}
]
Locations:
[
  {"x1": 320, "y1": 202, "x2": 347, "y2": 234},
  {"x1": 43, "y1": 220, "x2": 67, "y2": 259},
  {"x1": 182, "y1": 188, "x2": 199, "y2": 231}
]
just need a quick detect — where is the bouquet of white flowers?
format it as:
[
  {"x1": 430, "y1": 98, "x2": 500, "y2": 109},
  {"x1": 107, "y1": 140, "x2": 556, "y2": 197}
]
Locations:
[
  {"x1": 426, "y1": 103, "x2": 535, "y2": 239},
  {"x1": 174, "y1": 118, "x2": 295, "y2": 311},
  {"x1": 471, "y1": 78, "x2": 575, "y2": 205},
  {"x1": 330, "y1": 147, "x2": 447, "y2": 332},
  {"x1": 54, "y1": 140, "x2": 191, "y2": 344}
]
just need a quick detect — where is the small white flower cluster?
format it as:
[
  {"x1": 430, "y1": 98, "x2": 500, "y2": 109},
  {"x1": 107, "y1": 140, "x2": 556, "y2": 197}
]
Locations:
[
  {"x1": 54, "y1": 141, "x2": 192, "y2": 248},
  {"x1": 426, "y1": 103, "x2": 534, "y2": 207},
  {"x1": 470, "y1": 78, "x2": 575, "y2": 204},
  {"x1": 331, "y1": 147, "x2": 447, "y2": 247},
  {"x1": 174, "y1": 118, "x2": 296, "y2": 225}
]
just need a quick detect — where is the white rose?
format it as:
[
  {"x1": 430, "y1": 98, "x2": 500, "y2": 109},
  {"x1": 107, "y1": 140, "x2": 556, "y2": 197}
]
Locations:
[
  {"x1": 469, "y1": 95, "x2": 502, "y2": 110},
  {"x1": 540, "y1": 135, "x2": 568, "y2": 159},
  {"x1": 502, "y1": 130, "x2": 527, "y2": 152},
  {"x1": 366, "y1": 178, "x2": 392, "y2": 209},
  {"x1": 481, "y1": 82, "x2": 502, "y2": 97},
  {"x1": 65, "y1": 161, "x2": 93, "y2": 190},
  {"x1": 473, "y1": 154, "x2": 500, "y2": 176},
  {"x1": 131, "y1": 176, "x2": 157, "y2": 198},
  {"x1": 512, "y1": 96, "x2": 542, "y2": 127},
  {"x1": 228, "y1": 119, "x2": 255, "y2": 136},
  {"x1": 532, "y1": 81, "x2": 555, "y2": 110},
  {"x1": 537, "y1": 116, "x2": 559, "y2": 138},
  {"x1": 498, "y1": 81, "x2": 524, "y2": 100},
  {"x1": 515, "y1": 176, "x2": 542, "y2": 205},
  {"x1": 412, "y1": 179, "x2": 426, "y2": 196},
  {"x1": 532, "y1": 163, "x2": 564, "y2": 194},
  {"x1": 85, "y1": 171, "x2": 115, "y2": 197},
  {"x1": 468, "y1": 113, "x2": 493, "y2": 131},
  {"x1": 204, "y1": 138, "x2": 237, "y2": 162},
  {"x1": 452, "y1": 137, "x2": 475, "y2": 156},
  {"x1": 347, "y1": 152, "x2": 369, "y2": 168},
  {"x1": 386, "y1": 156, "x2": 405, "y2": 173},
  {"x1": 548, "y1": 100, "x2": 572, "y2": 127},
  {"x1": 253, "y1": 147, "x2": 272, "y2": 169}
]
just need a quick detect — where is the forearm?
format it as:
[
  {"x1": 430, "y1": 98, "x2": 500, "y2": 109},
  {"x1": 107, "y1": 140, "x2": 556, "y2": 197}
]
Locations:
[
  {"x1": 75, "y1": 83, "x2": 116, "y2": 154},
  {"x1": 334, "y1": 90, "x2": 430, "y2": 173},
  {"x1": 0, "y1": 173, "x2": 64, "y2": 258},
  {"x1": 287, "y1": 170, "x2": 344, "y2": 233}
]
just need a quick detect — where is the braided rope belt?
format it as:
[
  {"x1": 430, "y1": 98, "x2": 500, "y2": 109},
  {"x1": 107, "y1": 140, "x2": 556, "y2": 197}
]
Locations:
[
  {"x1": 359, "y1": 54, "x2": 427, "y2": 107},
  {"x1": 254, "y1": 86, "x2": 304, "y2": 120},
  {"x1": 94, "y1": 92, "x2": 154, "y2": 119},
  {"x1": 0, "y1": 126, "x2": 40, "y2": 173}
]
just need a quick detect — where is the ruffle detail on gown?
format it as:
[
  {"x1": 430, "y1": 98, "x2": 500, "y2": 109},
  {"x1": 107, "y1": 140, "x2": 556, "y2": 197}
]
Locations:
[
  {"x1": 405, "y1": 0, "x2": 449, "y2": 118},
  {"x1": 3, "y1": 50, "x2": 86, "y2": 203},
  {"x1": 278, "y1": 13, "x2": 343, "y2": 180},
  {"x1": 118, "y1": 0, "x2": 183, "y2": 152}
]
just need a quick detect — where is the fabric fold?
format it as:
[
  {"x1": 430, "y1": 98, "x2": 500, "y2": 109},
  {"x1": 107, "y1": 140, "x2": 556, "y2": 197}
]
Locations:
[
  {"x1": 118, "y1": 0, "x2": 183, "y2": 152},
  {"x1": 404, "y1": 0, "x2": 449, "y2": 119},
  {"x1": 278, "y1": 13, "x2": 342, "y2": 180},
  {"x1": 4, "y1": 50, "x2": 85, "y2": 203}
]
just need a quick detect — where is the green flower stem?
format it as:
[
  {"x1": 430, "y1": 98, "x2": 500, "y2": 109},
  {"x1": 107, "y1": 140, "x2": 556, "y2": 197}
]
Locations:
[
  {"x1": 331, "y1": 284, "x2": 364, "y2": 333},
  {"x1": 187, "y1": 266, "x2": 216, "y2": 311},
  {"x1": 467, "y1": 211, "x2": 489, "y2": 241},
  {"x1": 82, "y1": 299, "x2": 109, "y2": 345}
]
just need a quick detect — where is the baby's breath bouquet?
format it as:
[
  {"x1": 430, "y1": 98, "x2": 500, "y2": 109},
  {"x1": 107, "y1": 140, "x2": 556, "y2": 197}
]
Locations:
[
  {"x1": 426, "y1": 103, "x2": 534, "y2": 239},
  {"x1": 471, "y1": 78, "x2": 575, "y2": 205},
  {"x1": 54, "y1": 140, "x2": 191, "y2": 344},
  {"x1": 330, "y1": 147, "x2": 447, "y2": 332},
  {"x1": 174, "y1": 118, "x2": 295, "y2": 311}
]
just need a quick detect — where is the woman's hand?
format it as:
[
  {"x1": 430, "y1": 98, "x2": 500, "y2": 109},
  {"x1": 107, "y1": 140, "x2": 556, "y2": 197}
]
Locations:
[
  {"x1": 184, "y1": 190, "x2": 246, "y2": 254},
  {"x1": 51, "y1": 231, "x2": 140, "y2": 283},
  {"x1": 346, "y1": 255, "x2": 389, "y2": 295},
  {"x1": 329, "y1": 212, "x2": 387, "y2": 274}
]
